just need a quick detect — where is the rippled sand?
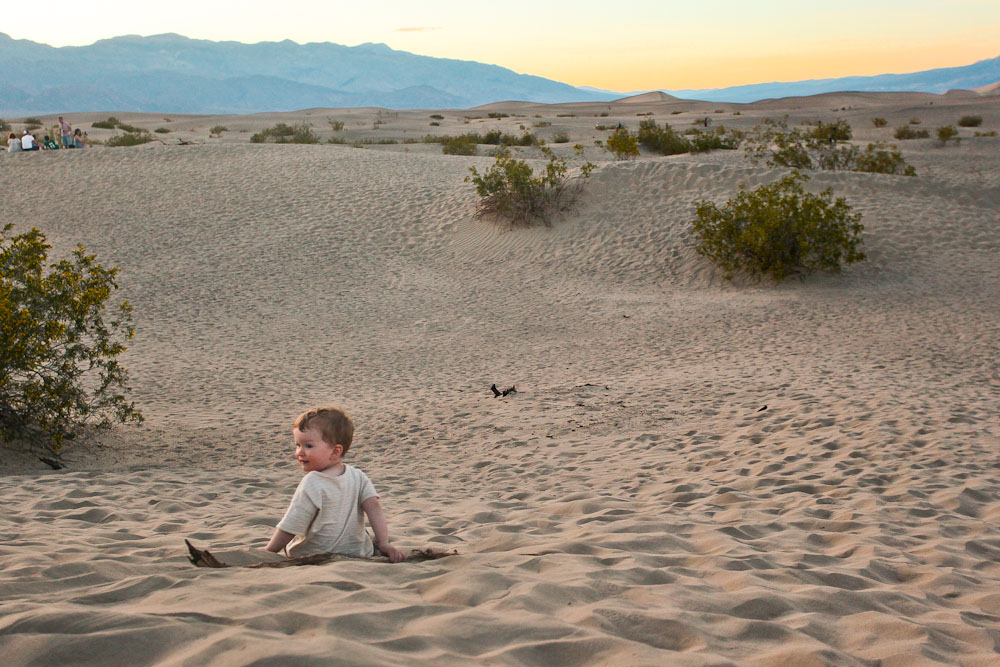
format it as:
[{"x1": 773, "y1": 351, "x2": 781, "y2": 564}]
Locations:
[{"x1": 1, "y1": 95, "x2": 998, "y2": 665}]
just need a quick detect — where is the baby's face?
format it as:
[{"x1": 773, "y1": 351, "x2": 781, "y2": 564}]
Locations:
[{"x1": 293, "y1": 426, "x2": 342, "y2": 473}]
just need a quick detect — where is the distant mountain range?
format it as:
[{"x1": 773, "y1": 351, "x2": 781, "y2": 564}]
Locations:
[
  {"x1": 0, "y1": 32, "x2": 997, "y2": 114},
  {"x1": 662, "y1": 56, "x2": 1000, "y2": 103},
  {"x1": 0, "y1": 32, "x2": 617, "y2": 114}
]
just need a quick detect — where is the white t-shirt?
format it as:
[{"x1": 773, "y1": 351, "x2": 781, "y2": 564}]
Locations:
[
  {"x1": 277, "y1": 464, "x2": 378, "y2": 557},
  {"x1": 21, "y1": 134, "x2": 35, "y2": 149}
]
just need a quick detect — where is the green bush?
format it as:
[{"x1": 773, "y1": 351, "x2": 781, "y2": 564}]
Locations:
[
  {"x1": 957, "y1": 115, "x2": 982, "y2": 128},
  {"x1": 551, "y1": 131, "x2": 570, "y2": 143},
  {"x1": 429, "y1": 122, "x2": 440, "y2": 126},
  {"x1": 936, "y1": 125, "x2": 959, "y2": 145},
  {"x1": 92, "y1": 117, "x2": 119, "y2": 130},
  {"x1": 105, "y1": 132, "x2": 154, "y2": 147},
  {"x1": 0, "y1": 118, "x2": 10, "y2": 132},
  {"x1": 872, "y1": 118, "x2": 888, "y2": 128},
  {"x1": 22, "y1": 117, "x2": 42, "y2": 126},
  {"x1": 894, "y1": 125, "x2": 929, "y2": 140},
  {"x1": 328, "y1": 119, "x2": 345, "y2": 132},
  {"x1": 429, "y1": 114, "x2": 444, "y2": 120},
  {"x1": 692, "y1": 173, "x2": 865, "y2": 282},
  {"x1": 1, "y1": 224, "x2": 142, "y2": 455},
  {"x1": 638, "y1": 119, "x2": 690, "y2": 155},
  {"x1": 209, "y1": 125, "x2": 227, "y2": 136},
  {"x1": 487, "y1": 112, "x2": 509, "y2": 119},
  {"x1": 154, "y1": 127, "x2": 171, "y2": 134},
  {"x1": 606, "y1": 127, "x2": 640, "y2": 160},
  {"x1": 744, "y1": 118, "x2": 913, "y2": 174},
  {"x1": 466, "y1": 146, "x2": 595, "y2": 226},
  {"x1": 250, "y1": 123, "x2": 318, "y2": 144},
  {"x1": 533, "y1": 121, "x2": 551, "y2": 128},
  {"x1": 441, "y1": 135, "x2": 478, "y2": 155},
  {"x1": 852, "y1": 143, "x2": 917, "y2": 176},
  {"x1": 809, "y1": 119, "x2": 852, "y2": 142},
  {"x1": 974, "y1": 130, "x2": 998, "y2": 137},
  {"x1": 117, "y1": 122, "x2": 143, "y2": 133}
]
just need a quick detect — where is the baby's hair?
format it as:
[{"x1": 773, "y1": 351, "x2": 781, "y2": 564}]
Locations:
[{"x1": 295, "y1": 406, "x2": 355, "y2": 453}]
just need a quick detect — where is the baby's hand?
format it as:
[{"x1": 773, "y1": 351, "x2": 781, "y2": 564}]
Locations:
[{"x1": 379, "y1": 542, "x2": 406, "y2": 563}]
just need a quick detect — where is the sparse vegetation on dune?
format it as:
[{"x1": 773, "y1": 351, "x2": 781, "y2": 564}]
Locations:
[
  {"x1": 745, "y1": 117, "x2": 915, "y2": 176},
  {"x1": 692, "y1": 173, "x2": 865, "y2": 283},
  {"x1": 0, "y1": 224, "x2": 142, "y2": 456},
  {"x1": 250, "y1": 123, "x2": 318, "y2": 144},
  {"x1": 894, "y1": 125, "x2": 929, "y2": 140},
  {"x1": 466, "y1": 146, "x2": 595, "y2": 226}
]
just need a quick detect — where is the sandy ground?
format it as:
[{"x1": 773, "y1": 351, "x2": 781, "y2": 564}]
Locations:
[{"x1": 1, "y1": 91, "x2": 999, "y2": 665}]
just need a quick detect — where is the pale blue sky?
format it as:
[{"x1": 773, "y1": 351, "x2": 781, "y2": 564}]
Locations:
[{"x1": 7, "y1": 1, "x2": 999, "y2": 90}]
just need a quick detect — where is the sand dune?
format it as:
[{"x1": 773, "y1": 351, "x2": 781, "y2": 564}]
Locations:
[{"x1": 1, "y1": 96, "x2": 998, "y2": 665}]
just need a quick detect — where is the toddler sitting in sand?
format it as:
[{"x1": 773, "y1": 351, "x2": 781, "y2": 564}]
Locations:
[{"x1": 263, "y1": 406, "x2": 405, "y2": 562}]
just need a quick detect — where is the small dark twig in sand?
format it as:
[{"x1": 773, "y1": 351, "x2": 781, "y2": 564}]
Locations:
[{"x1": 38, "y1": 456, "x2": 65, "y2": 470}]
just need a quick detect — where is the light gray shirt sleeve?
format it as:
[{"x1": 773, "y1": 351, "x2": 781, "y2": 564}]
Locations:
[{"x1": 276, "y1": 475, "x2": 321, "y2": 536}]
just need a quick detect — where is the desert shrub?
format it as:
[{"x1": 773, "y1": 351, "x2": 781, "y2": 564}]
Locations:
[
  {"x1": 154, "y1": 127, "x2": 171, "y2": 134},
  {"x1": 429, "y1": 114, "x2": 444, "y2": 120},
  {"x1": 974, "y1": 130, "x2": 998, "y2": 137},
  {"x1": 0, "y1": 224, "x2": 142, "y2": 455},
  {"x1": 599, "y1": 112, "x2": 609, "y2": 117},
  {"x1": 105, "y1": 132, "x2": 154, "y2": 147},
  {"x1": 466, "y1": 146, "x2": 595, "y2": 226},
  {"x1": 957, "y1": 115, "x2": 982, "y2": 127},
  {"x1": 209, "y1": 125, "x2": 227, "y2": 135},
  {"x1": 116, "y1": 122, "x2": 143, "y2": 133},
  {"x1": 853, "y1": 143, "x2": 917, "y2": 176},
  {"x1": 809, "y1": 119, "x2": 852, "y2": 142},
  {"x1": 551, "y1": 131, "x2": 570, "y2": 143},
  {"x1": 441, "y1": 135, "x2": 478, "y2": 155},
  {"x1": 594, "y1": 124, "x2": 612, "y2": 131},
  {"x1": 743, "y1": 118, "x2": 813, "y2": 168},
  {"x1": 250, "y1": 123, "x2": 318, "y2": 144},
  {"x1": 487, "y1": 112, "x2": 509, "y2": 119},
  {"x1": 936, "y1": 125, "x2": 959, "y2": 145},
  {"x1": 606, "y1": 127, "x2": 639, "y2": 160},
  {"x1": 92, "y1": 117, "x2": 119, "y2": 129},
  {"x1": 328, "y1": 119, "x2": 345, "y2": 132},
  {"x1": 556, "y1": 114, "x2": 576, "y2": 118},
  {"x1": 0, "y1": 118, "x2": 10, "y2": 132},
  {"x1": 894, "y1": 125, "x2": 929, "y2": 140},
  {"x1": 429, "y1": 122, "x2": 440, "y2": 126},
  {"x1": 872, "y1": 118, "x2": 888, "y2": 128},
  {"x1": 745, "y1": 118, "x2": 913, "y2": 174},
  {"x1": 671, "y1": 110, "x2": 684, "y2": 115},
  {"x1": 327, "y1": 136, "x2": 346, "y2": 144},
  {"x1": 533, "y1": 121, "x2": 551, "y2": 128},
  {"x1": 909, "y1": 117, "x2": 921, "y2": 125},
  {"x1": 22, "y1": 117, "x2": 42, "y2": 127},
  {"x1": 692, "y1": 173, "x2": 865, "y2": 282},
  {"x1": 689, "y1": 126, "x2": 742, "y2": 152}
]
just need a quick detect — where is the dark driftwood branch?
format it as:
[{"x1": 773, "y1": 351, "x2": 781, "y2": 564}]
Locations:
[{"x1": 184, "y1": 539, "x2": 456, "y2": 568}]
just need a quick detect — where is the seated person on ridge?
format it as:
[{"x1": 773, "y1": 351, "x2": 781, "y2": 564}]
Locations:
[
  {"x1": 263, "y1": 406, "x2": 405, "y2": 562},
  {"x1": 41, "y1": 135, "x2": 59, "y2": 150}
]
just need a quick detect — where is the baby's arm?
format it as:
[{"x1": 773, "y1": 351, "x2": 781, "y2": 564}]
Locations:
[
  {"x1": 263, "y1": 527, "x2": 296, "y2": 553},
  {"x1": 361, "y1": 497, "x2": 405, "y2": 562}
]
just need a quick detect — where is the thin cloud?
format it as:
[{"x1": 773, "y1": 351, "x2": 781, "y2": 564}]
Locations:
[{"x1": 396, "y1": 26, "x2": 442, "y2": 33}]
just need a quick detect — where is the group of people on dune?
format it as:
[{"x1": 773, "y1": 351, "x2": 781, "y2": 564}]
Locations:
[{"x1": 7, "y1": 116, "x2": 86, "y2": 152}]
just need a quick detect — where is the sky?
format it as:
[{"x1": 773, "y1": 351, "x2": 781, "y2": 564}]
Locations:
[{"x1": 6, "y1": 1, "x2": 999, "y2": 91}]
